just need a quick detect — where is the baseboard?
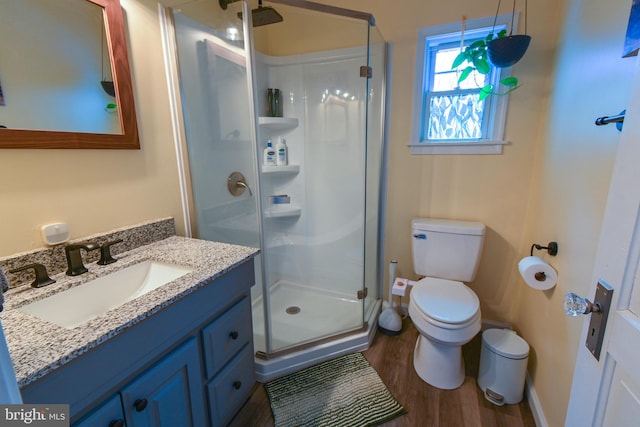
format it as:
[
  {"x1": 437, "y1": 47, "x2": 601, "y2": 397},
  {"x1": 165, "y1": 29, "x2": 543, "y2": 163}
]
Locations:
[{"x1": 525, "y1": 373, "x2": 548, "y2": 427}]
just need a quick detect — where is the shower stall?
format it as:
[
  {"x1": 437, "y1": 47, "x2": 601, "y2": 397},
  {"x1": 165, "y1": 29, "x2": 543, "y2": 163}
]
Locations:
[{"x1": 161, "y1": 0, "x2": 387, "y2": 381}]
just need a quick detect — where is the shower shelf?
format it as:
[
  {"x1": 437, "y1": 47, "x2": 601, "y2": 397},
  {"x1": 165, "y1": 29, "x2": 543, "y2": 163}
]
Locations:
[
  {"x1": 258, "y1": 117, "x2": 299, "y2": 132},
  {"x1": 264, "y1": 206, "x2": 301, "y2": 219},
  {"x1": 262, "y1": 164, "x2": 300, "y2": 174}
]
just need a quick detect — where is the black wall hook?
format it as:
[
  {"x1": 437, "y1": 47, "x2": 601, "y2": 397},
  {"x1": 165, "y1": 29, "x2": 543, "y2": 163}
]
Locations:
[
  {"x1": 595, "y1": 110, "x2": 625, "y2": 131},
  {"x1": 531, "y1": 241, "x2": 558, "y2": 256}
]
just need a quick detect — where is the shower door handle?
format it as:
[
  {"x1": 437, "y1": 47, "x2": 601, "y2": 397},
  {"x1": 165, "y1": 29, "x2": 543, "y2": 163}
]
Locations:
[{"x1": 228, "y1": 171, "x2": 253, "y2": 197}]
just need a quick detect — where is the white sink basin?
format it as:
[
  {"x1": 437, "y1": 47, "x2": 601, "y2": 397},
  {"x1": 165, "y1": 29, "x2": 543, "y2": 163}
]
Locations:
[{"x1": 18, "y1": 260, "x2": 193, "y2": 329}]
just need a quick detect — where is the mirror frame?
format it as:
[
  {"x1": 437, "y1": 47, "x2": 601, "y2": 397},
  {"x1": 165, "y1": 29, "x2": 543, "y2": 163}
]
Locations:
[{"x1": 0, "y1": 0, "x2": 139, "y2": 149}]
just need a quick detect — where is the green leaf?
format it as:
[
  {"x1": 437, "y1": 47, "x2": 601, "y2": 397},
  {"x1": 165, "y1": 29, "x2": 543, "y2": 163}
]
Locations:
[
  {"x1": 469, "y1": 40, "x2": 486, "y2": 50},
  {"x1": 452, "y1": 51, "x2": 468, "y2": 69},
  {"x1": 457, "y1": 66, "x2": 474, "y2": 83},
  {"x1": 485, "y1": 33, "x2": 494, "y2": 42},
  {"x1": 479, "y1": 85, "x2": 493, "y2": 101},
  {"x1": 473, "y1": 57, "x2": 491, "y2": 75},
  {"x1": 497, "y1": 29, "x2": 507, "y2": 38},
  {"x1": 500, "y1": 77, "x2": 519, "y2": 87}
]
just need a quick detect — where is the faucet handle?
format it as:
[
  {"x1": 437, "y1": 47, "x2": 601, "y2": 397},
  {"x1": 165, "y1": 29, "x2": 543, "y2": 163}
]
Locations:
[
  {"x1": 9, "y1": 263, "x2": 56, "y2": 288},
  {"x1": 98, "y1": 239, "x2": 124, "y2": 265},
  {"x1": 65, "y1": 242, "x2": 100, "y2": 276}
]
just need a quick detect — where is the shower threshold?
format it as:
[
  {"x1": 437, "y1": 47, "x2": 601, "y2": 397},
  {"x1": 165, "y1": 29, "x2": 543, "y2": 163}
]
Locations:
[{"x1": 251, "y1": 281, "x2": 380, "y2": 382}]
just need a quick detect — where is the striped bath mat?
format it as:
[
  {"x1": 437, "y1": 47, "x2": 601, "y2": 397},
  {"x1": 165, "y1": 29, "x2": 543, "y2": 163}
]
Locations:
[{"x1": 264, "y1": 352, "x2": 407, "y2": 427}]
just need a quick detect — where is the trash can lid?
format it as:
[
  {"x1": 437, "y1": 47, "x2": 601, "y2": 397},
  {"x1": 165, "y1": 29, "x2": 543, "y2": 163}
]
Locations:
[{"x1": 482, "y1": 329, "x2": 529, "y2": 359}]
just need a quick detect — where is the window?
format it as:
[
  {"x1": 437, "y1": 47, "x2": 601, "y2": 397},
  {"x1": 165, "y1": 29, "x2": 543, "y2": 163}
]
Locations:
[{"x1": 410, "y1": 15, "x2": 516, "y2": 155}]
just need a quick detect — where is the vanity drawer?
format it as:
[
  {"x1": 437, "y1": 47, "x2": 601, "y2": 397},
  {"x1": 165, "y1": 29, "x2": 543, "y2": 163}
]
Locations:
[
  {"x1": 206, "y1": 345, "x2": 255, "y2": 427},
  {"x1": 201, "y1": 297, "x2": 252, "y2": 378}
]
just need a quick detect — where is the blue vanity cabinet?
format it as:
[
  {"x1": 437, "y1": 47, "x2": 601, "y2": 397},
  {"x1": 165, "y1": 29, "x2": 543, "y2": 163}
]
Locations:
[
  {"x1": 120, "y1": 338, "x2": 205, "y2": 427},
  {"x1": 73, "y1": 394, "x2": 125, "y2": 427},
  {"x1": 206, "y1": 345, "x2": 255, "y2": 427},
  {"x1": 21, "y1": 259, "x2": 257, "y2": 427},
  {"x1": 201, "y1": 297, "x2": 255, "y2": 426},
  {"x1": 73, "y1": 338, "x2": 206, "y2": 427}
]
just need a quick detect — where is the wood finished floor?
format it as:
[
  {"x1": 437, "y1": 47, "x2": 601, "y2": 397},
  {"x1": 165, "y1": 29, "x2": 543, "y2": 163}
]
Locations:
[{"x1": 229, "y1": 317, "x2": 537, "y2": 427}]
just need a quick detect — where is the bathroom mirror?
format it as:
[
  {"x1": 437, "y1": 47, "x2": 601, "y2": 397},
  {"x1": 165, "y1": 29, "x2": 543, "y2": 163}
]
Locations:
[{"x1": 0, "y1": 0, "x2": 139, "y2": 149}]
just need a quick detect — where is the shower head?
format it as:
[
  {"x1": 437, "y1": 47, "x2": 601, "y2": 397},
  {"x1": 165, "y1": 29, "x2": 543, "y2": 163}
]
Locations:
[
  {"x1": 250, "y1": 3, "x2": 283, "y2": 27},
  {"x1": 234, "y1": 0, "x2": 283, "y2": 27}
]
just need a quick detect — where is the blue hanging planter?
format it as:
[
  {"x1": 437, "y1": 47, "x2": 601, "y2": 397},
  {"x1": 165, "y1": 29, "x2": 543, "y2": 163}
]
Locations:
[{"x1": 487, "y1": 34, "x2": 531, "y2": 68}]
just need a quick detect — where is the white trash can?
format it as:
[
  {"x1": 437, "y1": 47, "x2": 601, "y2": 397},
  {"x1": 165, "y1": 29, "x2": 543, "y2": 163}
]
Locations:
[{"x1": 477, "y1": 328, "x2": 529, "y2": 405}]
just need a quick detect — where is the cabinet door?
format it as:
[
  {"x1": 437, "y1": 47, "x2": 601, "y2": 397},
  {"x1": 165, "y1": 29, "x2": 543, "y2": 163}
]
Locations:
[
  {"x1": 73, "y1": 394, "x2": 125, "y2": 427},
  {"x1": 120, "y1": 338, "x2": 205, "y2": 427},
  {"x1": 207, "y1": 345, "x2": 255, "y2": 427},
  {"x1": 201, "y1": 297, "x2": 252, "y2": 379}
]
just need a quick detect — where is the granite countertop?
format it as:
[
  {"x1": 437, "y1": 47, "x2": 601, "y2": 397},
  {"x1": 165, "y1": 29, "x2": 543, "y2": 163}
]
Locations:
[{"x1": 0, "y1": 236, "x2": 258, "y2": 388}]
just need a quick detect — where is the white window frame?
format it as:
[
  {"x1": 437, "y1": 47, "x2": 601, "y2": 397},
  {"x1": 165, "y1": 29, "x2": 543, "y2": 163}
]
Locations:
[{"x1": 409, "y1": 14, "x2": 518, "y2": 155}]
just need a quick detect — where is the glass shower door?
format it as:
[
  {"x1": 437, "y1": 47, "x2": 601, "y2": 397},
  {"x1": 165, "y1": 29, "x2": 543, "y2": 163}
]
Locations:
[
  {"x1": 255, "y1": 3, "x2": 373, "y2": 353},
  {"x1": 169, "y1": 3, "x2": 260, "y2": 250}
]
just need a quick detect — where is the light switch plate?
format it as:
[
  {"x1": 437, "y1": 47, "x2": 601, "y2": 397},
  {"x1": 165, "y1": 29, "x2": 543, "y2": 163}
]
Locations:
[{"x1": 41, "y1": 223, "x2": 70, "y2": 245}]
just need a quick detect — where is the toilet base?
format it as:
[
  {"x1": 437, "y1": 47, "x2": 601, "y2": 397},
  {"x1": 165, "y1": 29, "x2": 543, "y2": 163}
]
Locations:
[{"x1": 413, "y1": 334, "x2": 465, "y2": 390}]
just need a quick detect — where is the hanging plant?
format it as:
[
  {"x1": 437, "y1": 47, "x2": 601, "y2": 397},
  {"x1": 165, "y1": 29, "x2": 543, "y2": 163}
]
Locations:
[
  {"x1": 452, "y1": 30, "x2": 520, "y2": 101},
  {"x1": 452, "y1": 0, "x2": 530, "y2": 100}
]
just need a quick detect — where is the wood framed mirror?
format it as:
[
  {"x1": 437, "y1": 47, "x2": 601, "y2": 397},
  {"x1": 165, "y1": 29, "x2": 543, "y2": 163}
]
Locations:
[{"x1": 0, "y1": 0, "x2": 139, "y2": 149}]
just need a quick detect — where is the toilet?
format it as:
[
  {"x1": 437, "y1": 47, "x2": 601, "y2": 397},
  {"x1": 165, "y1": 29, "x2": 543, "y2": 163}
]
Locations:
[{"x1": 408, "y1": 217, "x2": 485, "y2": 390}]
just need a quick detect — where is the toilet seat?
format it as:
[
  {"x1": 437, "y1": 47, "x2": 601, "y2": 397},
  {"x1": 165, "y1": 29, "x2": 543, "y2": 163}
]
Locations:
[{"x1": 411, "y1": 277, "x2": 480, "y2": 325}]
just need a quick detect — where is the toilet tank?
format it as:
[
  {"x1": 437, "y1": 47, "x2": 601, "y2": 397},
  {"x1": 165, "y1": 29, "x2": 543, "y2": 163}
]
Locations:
[{"x1": 411, "y1": 218, "x2": 486, "y2": 282}]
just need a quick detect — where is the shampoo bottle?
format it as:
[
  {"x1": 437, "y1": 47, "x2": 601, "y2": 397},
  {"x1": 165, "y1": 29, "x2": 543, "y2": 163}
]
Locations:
[
  {"x1": 264, "y1": 140, "x2": 276, "y2": 166},
  {"x1": 276, "y1": 137, "x2": 288, "y2": 166}
]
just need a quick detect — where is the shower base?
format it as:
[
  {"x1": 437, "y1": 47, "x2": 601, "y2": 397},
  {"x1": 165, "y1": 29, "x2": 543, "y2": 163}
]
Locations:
[{"x1": 252, "y1": 280, "x2": 380, "y2": 382}]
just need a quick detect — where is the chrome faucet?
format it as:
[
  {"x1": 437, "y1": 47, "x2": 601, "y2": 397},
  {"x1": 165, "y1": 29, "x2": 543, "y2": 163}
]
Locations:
[{"x1": 65, "y1": 242, "x2": 99, "y2": 276}]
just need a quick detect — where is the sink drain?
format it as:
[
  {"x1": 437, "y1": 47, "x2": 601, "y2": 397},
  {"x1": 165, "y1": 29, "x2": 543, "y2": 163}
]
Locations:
[{"x1": 286, "y1": 306, "x2": 301, "y2": 315}]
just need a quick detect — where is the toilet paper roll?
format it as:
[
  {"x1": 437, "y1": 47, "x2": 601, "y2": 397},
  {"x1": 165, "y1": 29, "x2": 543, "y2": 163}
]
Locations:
[{"x1": 518, "y1": 256, "x2": 558, "y2": 290}]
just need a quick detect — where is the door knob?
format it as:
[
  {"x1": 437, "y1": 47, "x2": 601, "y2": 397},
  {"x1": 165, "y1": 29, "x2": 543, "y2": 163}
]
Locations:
[
  {"x1": 563, "y1": 292, "x2": 601, "y2": 316},
  {"x1": 564, "y1": 281, "x2": 614, "y2": 361},
  {"x1": 133, "y1": 398, "x2": 148, "y2": 412}
]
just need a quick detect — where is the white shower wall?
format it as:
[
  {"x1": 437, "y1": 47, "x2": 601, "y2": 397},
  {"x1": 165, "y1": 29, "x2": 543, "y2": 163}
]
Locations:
[{"x1": 257, "y1": 47, "x2": 369, "y2": 297}]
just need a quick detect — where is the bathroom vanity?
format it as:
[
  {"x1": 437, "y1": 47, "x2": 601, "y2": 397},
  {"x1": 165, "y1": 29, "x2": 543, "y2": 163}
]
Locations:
[{"x1": 0, "y1": 227, "x2": 258, "y2": 426}]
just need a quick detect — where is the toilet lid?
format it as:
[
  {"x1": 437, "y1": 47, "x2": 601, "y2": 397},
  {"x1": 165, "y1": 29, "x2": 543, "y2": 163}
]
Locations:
[{"x1": 412, "y1": 277, "x2": 480, "y2": 324}]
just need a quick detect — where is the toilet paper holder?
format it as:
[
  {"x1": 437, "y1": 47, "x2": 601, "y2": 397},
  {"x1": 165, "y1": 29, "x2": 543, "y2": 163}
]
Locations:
[{"x1": 530, "y1": 241, "x2": 558, "y2": 256}]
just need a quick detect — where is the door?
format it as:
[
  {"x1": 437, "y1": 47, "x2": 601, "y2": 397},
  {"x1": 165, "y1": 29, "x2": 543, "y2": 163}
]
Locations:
[
  {"x1": 565, "y1": 57, "x2": 640, "y2": 425},
  {"x1": 120, "y1": 339, "x2": 205, "y2": 427}
]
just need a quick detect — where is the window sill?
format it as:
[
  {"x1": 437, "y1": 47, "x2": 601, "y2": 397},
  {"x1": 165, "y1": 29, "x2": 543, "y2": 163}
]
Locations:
[{"x1": 408, "y1": 140, "x2": 508, "y2": 155}]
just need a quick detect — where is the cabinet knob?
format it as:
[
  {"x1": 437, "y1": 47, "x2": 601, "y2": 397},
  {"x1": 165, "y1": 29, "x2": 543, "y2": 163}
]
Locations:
[
  {"x1": 229, "y1": 331, "x2": 239, "y2": 340},
  {"x1": 233, "y1": 381, "x2": 242, "y2": 390},
  {"x1": 109, "y1": 420, "x2": 125, "y2": 427},
  {"x1": 133, "y1": 398, "x2": 148, "y2": 412}
]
